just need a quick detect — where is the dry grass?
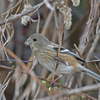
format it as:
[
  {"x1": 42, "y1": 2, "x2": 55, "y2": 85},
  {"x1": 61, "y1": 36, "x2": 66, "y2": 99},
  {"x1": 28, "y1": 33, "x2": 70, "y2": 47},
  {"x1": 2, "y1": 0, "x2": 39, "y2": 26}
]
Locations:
[{"x1": 0, "y1": 0, "x2": 100, "y2": 100}]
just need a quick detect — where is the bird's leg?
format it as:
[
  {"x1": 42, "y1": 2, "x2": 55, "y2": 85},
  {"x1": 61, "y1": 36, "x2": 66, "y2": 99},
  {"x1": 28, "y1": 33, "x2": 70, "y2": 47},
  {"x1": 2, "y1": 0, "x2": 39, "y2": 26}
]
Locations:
[
  {"x1": 50, "y1": 75, "x2": 62, "y2": 87},
  {"x1": 54, "y1": 75, "x2": 62, "y2": 82},
  {"x1": 50, "y1": 82, "x2": 56, "y2": 87},
  {"x1": 50, "y1": 56, "x2": 61, "y2": 87},
  {"x1": 47, "y1": 73, "x2": 56, "y2": 87},
  {"x1": 50, "y1": 73, "x2": 56, "y2": 87},
  {"x1": 50, "y1": 56, "x2": 62, "y2": 87},
  {"x1": 50, "y1": 77, "x2": 59, "y2": 87}
]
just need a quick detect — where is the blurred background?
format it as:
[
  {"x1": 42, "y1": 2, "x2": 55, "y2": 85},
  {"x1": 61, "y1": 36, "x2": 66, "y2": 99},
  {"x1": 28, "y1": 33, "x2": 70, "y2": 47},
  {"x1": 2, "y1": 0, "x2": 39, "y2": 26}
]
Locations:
[{"x1": 0, "y1": 0, "x2": 100, "y2": 100}]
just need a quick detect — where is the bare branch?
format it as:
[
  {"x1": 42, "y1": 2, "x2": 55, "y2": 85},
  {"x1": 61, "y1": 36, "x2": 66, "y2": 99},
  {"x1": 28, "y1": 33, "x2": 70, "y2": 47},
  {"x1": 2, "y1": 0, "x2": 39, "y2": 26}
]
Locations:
[
  {"x1": 34, "y1": 83, "x2": 100, "y2": 100},
  {"x1": 86, "y1": 18, "x2": 100, "y2": 61},
  {"x1": 0, "y1": 0, "x2": 55, "y2": 26}
]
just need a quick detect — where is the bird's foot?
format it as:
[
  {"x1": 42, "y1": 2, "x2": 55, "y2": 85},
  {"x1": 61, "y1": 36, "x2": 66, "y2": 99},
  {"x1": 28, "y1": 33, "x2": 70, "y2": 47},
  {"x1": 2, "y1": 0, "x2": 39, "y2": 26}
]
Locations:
[{"x1": 50, "y1": 82, "x2": 56, "y2": 87}]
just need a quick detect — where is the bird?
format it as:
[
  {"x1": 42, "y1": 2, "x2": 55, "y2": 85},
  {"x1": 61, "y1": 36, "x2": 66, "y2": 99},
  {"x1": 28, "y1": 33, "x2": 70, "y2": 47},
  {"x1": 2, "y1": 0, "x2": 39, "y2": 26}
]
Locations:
[{"x1": 25, "y1": 33, "x2": 100, "y2": 81}]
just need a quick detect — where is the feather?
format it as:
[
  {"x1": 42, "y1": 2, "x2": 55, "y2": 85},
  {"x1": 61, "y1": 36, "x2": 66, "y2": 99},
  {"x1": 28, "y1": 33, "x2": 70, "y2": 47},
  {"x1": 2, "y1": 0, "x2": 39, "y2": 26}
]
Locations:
[
  {"x1": 52, "y1": 46, "x2": 85, "y2": 62},
  {"x1": 77, "y1": 64, "x2": 100, "y2": 81}
]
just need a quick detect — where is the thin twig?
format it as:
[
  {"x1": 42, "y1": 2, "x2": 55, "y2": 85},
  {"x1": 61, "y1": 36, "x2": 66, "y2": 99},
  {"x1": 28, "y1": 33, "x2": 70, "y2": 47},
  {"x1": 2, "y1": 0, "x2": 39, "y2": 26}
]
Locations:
[
  {"x1": 0, "y1": 0, "x2": 55, "y2": 26},
  {"x1": 0, "y1": 58, "x2": 33, "y2": 63},
  {"x1": 34, "y1": 86, "x2": 41, "y2": 99},
  {"x1": 5, "y1": 47, "x2": 30, "y2": 71},
  {"x1": 52, "y1": 0, "x2": 69, "y2": 82},
  {"x1": 0, "y1": 65, "x2": 28, "y2": 74},
  {"x1": 74, "y1": 44, "x2": 88, "y2": 68},
  {"x1": 0, "y1": 76, "x2": 13, "y2": 100},
  {"x1": 0, "y1": 64, "x2": 70, "y2": 90},
  {"x1": 0, "y1": 64, "x2": 97, "y2": 100},
  {"x1": 74, "y1": 44, "x2": 83, "y2": 59},
  {"x1": 36, "y1": 11, "x2": 40, "y2": 33},
  {"x1": 1, "y1": 58, "x2": 100, "y2": 63},
  {"x1": 2, "y1": 0, "x2": 23, "y2": 19},
  {"x1": 92, "y1": 57, "x2": 100, "y2": 72},
  {"x1": 33, "y1": 83, "x2": 100, "y2": 100},
  {"x1": 86, "y1": 18, "x2": 100, "y2": 61}
]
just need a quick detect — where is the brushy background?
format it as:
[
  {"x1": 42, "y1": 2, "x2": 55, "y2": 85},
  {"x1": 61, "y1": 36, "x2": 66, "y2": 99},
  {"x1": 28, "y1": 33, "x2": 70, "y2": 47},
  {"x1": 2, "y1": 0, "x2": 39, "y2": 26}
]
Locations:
[{"x1": 0, "y1": 0, "x2": 100, "y2": 100}]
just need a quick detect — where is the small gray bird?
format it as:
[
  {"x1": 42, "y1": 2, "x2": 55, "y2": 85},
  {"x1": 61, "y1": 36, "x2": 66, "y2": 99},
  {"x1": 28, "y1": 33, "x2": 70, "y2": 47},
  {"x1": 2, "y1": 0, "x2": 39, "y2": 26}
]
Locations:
[{"x1": 25, "y1": 33, "x2": 100, "y2": 81}]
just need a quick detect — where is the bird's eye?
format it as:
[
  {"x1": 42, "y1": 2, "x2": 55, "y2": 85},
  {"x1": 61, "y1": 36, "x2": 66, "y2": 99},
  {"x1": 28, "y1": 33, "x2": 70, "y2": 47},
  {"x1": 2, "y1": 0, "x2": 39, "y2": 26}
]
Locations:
[{"x1": 33, "y1": 38, "x2": 37, "y2": 41}]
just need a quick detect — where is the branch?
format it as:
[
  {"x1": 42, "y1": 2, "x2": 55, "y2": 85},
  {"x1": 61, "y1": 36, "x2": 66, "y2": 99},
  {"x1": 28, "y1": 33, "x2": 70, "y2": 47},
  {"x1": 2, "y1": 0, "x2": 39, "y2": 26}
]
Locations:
[
  {"x1": 86, "y1": 18, "x2": 100, "y2": 61},
  {"x1": 52, "y1": 0, "x2": 69, "y2": 82},
  {"x1": 34, "y1": 83, "x2": 100, "y2": 100},
  {"x1": 0, "y1": 0, "x2": 55, "y2": 26},
  {"x1": 0, "y1": 64, "x2": 97, "y2": 100}
]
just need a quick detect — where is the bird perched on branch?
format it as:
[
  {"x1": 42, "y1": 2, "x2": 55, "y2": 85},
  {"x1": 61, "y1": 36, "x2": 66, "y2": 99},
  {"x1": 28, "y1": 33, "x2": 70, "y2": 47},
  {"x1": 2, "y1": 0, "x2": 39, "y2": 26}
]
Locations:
[{"x1": 25, "y1": 33, "x2": 100, "y2": 81}]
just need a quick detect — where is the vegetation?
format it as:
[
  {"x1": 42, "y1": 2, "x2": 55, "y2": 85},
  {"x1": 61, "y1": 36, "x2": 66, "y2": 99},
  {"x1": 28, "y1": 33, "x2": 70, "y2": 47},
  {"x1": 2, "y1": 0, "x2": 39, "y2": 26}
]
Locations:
[{"x1": 0, "y1": 0, "x2": 100, "y2": 100}]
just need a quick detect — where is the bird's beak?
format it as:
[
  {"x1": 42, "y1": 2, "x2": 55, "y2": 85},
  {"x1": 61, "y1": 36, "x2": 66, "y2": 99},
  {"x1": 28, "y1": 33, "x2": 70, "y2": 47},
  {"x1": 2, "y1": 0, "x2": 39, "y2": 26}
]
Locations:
[{"x1": 25, "y1": 38, "x2": 31, "y2": 46}]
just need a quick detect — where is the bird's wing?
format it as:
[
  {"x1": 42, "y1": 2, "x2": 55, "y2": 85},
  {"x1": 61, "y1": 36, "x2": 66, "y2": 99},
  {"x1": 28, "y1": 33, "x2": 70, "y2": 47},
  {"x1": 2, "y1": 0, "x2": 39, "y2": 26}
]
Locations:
[{"x1": 48, "y1": 43, "x2": 85, "y2": 62}]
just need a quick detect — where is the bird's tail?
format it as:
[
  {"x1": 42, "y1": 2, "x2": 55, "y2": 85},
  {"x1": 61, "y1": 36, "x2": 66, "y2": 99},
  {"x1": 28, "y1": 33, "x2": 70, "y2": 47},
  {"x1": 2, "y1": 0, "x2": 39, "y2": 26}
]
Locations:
[{"x1": 77, "y1": 64, "x2": 100, "y2": 81}]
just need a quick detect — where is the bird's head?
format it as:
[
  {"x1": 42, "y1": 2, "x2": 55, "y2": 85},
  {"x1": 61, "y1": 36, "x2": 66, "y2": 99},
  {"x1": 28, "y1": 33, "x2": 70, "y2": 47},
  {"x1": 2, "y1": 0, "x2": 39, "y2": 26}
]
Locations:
[{"x1": 25, "y1": 33, "x2": 50, "y2": 51}]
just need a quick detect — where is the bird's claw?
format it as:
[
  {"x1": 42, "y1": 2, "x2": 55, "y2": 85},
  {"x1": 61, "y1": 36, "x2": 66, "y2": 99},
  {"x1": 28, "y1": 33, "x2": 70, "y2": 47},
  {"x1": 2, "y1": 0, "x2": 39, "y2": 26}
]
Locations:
[{"x1": 50, "y1": 82, "x2": 56, "y2": 87}]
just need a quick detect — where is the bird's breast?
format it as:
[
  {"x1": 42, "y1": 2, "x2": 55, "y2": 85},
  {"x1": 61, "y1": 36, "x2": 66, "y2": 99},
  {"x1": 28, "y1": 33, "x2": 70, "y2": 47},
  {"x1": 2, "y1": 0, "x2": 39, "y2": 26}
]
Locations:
[
  {"x1": 35, "y1": 54, "x2": 75, "y2": 75},
  {"x1": 35, "y1": 47, "x2": 78, "y2": 75}
]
